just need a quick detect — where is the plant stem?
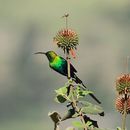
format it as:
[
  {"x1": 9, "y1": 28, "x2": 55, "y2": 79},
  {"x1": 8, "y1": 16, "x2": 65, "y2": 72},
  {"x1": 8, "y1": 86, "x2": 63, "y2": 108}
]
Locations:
[
  {"x1": 54, "y1": 123, "x2": 60, "y2": 130},
  {"x1": 122, "y1": 102, "x2": 127, "y2": 130},
  {"x1": 66, "y1": 53, "x2": 71, "y2": 79},
  {"x1": 64, "y1": 13, "x2": 87, "y2": 130},
  {"x1": 65, "y1": 15, "x2": 68, "y2": 29},
  {"x1": 122, "y1": 95, "x2": 127, "y2": 130},
  {"x1": 66, "y1": 52, "x2": 87, "y2": 130},
  {"x1": 65, "y1": 14, "x2": 70, "y2": 79},
  {"x1": 70, "y1": 85, "x2": 87, "y2": 130}
]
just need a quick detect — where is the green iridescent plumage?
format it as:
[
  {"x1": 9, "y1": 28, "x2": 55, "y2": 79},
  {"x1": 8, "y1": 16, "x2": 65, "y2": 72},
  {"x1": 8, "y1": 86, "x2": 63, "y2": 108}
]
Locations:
[
  {"x1": 35, "y1": 51, "x2": 101, "y2": 104},
  {"x1": 47, "y1": 51, "x2": 77, "y2": 78}
]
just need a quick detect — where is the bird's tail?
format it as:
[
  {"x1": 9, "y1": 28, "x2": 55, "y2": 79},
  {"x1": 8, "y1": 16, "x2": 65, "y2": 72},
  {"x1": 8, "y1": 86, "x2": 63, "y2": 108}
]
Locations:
[{"x1": 73, "y1": 74, "x2": 101, "y2": 104}]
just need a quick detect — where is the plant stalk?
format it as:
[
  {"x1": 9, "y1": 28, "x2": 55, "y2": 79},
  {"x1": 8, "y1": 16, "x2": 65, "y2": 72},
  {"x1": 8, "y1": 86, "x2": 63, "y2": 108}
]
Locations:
[
  {"x1": 122, "y1": 95, "x2": 127, "y2": 130},
  {"x1": 70, "y1": 85, "x2": 87, "y2": 130},
  {"x1": 65, "y1": 13, "x2": 87, "y2": 130},
  {"x1": 54, "y1": 123, "x2": 60, "y2": 130},
  {"x1": 66, "y1": 53, "x2": 71, "y2": 79},
  {"x1": 66, "y1": 52, "x2": 87, "y2": 130}
]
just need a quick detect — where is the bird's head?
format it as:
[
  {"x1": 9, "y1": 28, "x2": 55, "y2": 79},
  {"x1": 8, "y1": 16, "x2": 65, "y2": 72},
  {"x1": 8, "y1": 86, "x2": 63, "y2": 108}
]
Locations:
[{"x1": 34, "y1": 51, "x2": 57, "y2": 62}]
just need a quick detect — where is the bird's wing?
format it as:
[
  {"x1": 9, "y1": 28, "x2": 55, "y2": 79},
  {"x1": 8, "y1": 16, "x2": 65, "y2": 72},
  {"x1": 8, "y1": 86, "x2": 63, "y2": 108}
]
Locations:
[
  {"x1": 60, "y1": 56, "x2": 77, "y2": 73},
  {"x1": 70, "y1": 63, "x2": 77, "y2": 73}
]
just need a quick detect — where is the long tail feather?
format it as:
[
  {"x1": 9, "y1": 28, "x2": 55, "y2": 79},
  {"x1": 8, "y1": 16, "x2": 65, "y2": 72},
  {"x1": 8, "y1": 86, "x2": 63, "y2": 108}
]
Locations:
[
  {"x1": 73, "y1": 74, "x2": 101, "y2": 104},
  {"x1": 82, "y1": 83, "x2": 101, "y2": 104}
]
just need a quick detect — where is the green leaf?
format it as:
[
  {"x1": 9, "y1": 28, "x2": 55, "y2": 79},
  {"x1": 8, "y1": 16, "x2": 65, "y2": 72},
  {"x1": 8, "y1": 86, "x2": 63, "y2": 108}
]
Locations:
[
  {"x1": 55, "y1": 95, "x2": 66, "y2": 103},
  {"x1": 80, "y1": 101, "x2": 104, "y2": 115},
  {"x1": 72, "y1": 121, "x2": 84, "y2": 128},
  {"x1": 86, "y1": 121, "x2": 92, "y2": 127},
  {"x1": 61, "y1": 109, "x2": 76, "y2": 121},
  {"x1": 76, "y1": 87, "x2": 93, "y2": 98},
  {"x1": 82, "y1": 90, "x2": 93, "y2": 95},
  {"x1": 48, "y1": 111, "x2": 61, "y2": 124},
  {"x1": 55, "y1": 86, "x2": 67, "y2": 95},
  {"x1": 116, "y1": 127, "x2": 121, "y2": 130}
]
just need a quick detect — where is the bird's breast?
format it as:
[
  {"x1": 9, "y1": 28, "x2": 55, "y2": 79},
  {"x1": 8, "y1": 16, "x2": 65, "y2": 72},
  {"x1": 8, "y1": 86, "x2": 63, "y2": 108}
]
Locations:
[{"x1": 49, "y1": 58, "x2": 66, "y2": 75}]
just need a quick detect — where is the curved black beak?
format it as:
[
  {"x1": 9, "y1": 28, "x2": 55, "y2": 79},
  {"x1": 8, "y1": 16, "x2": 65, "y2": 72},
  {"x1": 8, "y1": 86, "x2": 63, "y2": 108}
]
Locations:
[{"x1": 34, "y1": 52, "x2": 46, "y2": 55}]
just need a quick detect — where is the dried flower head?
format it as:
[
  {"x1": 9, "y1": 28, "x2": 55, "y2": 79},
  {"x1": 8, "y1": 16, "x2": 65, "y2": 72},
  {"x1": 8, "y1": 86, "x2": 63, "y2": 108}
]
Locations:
[
  {"x1": 53, "y1": 28, "x2": 79, "y2": 54},
  {"x1": 115, "y1": 96, "x2": 130, "y2": 114},
  {"x1": 116, "y1": 74, "x2": 130, "y2": 94}
]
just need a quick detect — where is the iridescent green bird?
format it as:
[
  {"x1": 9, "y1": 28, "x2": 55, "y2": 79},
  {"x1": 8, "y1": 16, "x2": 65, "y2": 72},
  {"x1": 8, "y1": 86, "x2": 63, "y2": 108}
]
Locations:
[{"x1": 35, "y1": 51, "x2": 101, "y2": 104}]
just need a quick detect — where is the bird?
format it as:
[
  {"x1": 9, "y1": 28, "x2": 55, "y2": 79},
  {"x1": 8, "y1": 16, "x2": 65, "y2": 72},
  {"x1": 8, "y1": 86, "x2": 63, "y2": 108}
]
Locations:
[{"x1": 35, "y1": 51, "x2": 101, "y2": 104}]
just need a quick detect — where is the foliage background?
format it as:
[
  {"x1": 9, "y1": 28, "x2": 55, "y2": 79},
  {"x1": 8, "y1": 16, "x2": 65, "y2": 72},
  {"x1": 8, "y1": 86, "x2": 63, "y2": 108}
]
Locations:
[{"x1": 0, "y1": 0, "x2": 130, "y2": 129}]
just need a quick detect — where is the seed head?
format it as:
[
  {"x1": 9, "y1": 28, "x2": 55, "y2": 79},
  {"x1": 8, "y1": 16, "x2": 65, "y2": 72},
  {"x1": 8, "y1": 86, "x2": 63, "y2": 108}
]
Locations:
[
  {"x1": 53, "y1": 28, "x2": 79, "y2": 54},
  {"x1": 116, "y1": 74, "x2": 130, "y2": 94},
  {"x1": 115, "y1": 96, "x2": 130, "y2": 114}
]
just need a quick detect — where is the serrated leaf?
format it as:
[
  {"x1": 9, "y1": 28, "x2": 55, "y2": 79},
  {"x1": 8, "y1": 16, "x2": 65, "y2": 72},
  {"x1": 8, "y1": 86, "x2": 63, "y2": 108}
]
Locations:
[
  {"x1": 55, "y1": 86, "x2": 67, "y2": 95},
  {"x1": 72, "y1": 121, "x2": 84, "y2": 128},
  {"x1": 80, "y1": 101, "x2": 104, "y2": 115},
  {"x1": 55, "y1": 95, "x2": 66, "y2": 103}
]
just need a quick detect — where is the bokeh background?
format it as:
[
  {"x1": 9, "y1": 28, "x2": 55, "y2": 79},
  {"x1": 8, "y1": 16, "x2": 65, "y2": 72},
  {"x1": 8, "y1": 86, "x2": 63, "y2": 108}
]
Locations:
[{"x1": 0, "y1": 0, "x2": 130, "y2": 130}]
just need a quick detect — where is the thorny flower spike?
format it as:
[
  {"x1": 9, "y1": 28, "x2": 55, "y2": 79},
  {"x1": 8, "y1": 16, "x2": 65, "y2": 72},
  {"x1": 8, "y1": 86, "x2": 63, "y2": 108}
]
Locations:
[
  {"x1": 116, "y1": 74, "x2": 130, "y2": 95},
  {"x1": 53, "y1": 29, "x2": 79, "y2": 55},
  {"x1": 115, "y1": 96, "x2": 130, "y2": 114},
  {"x1": 53, "y1": 14, "x2": 78, "y2": 58}
]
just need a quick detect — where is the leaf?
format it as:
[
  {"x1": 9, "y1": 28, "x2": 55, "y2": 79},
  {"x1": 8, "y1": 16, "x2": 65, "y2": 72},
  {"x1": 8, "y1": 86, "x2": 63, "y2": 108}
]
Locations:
[
  {"x1": 79, "y1": 101, "x2": 92, "y2": 106},
  {"x1": 76, "y1": 87, "x2": 93, "y2": 98},
  {"x1": 86, "y1": 121, "x2": 92, "y2": 127},
  {"x1": 116, "y1": 127, "x2": 121, "y2": 130},
  {"x1": 83, "y1": 115, "x2": 99, "y2": 128},
  {"x1": 55, "y1": 95, "x2": 66, "y2": 103},
  {"x1": 61, "y1": 109, "x2": 76, "y2": 121},
  {"x1": 80, "y1": 101, "x2": 104, "y2": 115},
  {"x1": 55, "y1": 86, "x2": 67, "y2": 95},
  {"x1": 48, "y1": 111, "x2": 61, "y2": 123},
  {"x1": 93, "y1": 128, "x2": 115, "y2": 130},
  {"x1": 82, "y1": 90, "x2": 93, "y2": 95},
  {"x1": 72, "y1": 121, "x2": 84, "y2": 128}
]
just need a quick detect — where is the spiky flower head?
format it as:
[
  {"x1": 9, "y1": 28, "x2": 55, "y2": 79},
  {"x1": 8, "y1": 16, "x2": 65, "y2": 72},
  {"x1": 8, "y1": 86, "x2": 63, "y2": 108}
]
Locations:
[
  {"x1": 115, "y1": 96, "x2": 130, "y2": 114},
  {"x1": 116, "y1": 74, "x2": 130, "y2": 95},
  {"x1": 53, "y1": 28, "x2": 79, "y2": 55}
]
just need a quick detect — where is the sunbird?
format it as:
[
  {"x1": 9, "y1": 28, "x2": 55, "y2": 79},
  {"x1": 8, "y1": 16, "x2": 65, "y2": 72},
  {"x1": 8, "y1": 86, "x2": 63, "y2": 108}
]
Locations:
[{"x1": 35, "y1": 51, "x2": 101, "y2": 104}]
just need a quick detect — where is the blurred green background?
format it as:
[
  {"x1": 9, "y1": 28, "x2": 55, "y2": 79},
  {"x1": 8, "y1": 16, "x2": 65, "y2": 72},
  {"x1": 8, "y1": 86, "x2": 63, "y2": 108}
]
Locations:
[{"x1": 0, "y1": 0, "x2": 130, "y2": 130}]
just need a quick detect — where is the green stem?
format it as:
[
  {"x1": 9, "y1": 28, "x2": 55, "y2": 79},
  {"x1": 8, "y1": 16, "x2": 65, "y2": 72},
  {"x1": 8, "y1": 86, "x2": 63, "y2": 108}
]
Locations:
[
  {"x1": 66, "y1": 53, "x2": 71, "y2": 79},
  {"x1": 64, "y1": 13, "x2": 87, "y2": 130},
  {"x1": 64, "y1": 13, "x2": 69, "y2": 29},
  {"x1": 65, "y1": 16, "x2": 68, "y2": 29},
  {"x1": 70, "y1": 85, "x2": 87, "y2": 130},
  {"x1": 122, "y1": 97, "x2": 127, "y2": 130},
  {"x1": 66, "y1": 52, "x2": 87, "y2": 130}
]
